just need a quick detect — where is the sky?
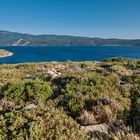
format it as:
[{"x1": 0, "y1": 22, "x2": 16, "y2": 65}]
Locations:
[{"x1": 0, "y1": 0, "x2": 140, "y2": 39}]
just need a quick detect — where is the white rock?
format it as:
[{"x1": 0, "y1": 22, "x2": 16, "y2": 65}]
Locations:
[
  {"x1": 81, "y1": 123, "x2": 109, "y2": 134},
  {"x1": 47, "y1": 68, "x2": 61, "y2": 78},
  {"x1": 21, "y1": 103, "x2": 37, "y2": 111}
]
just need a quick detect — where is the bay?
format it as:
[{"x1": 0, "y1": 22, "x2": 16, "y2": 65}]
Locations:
[{"x1": 0, "y1": 46, "x2": 140, "y2": 64}]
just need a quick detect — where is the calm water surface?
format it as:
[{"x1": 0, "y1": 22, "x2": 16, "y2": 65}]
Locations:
[{"x1": 0, "y1": 46, "x2": 140, "y2": 64}]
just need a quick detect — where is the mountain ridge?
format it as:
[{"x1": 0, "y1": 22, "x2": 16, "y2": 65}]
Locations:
[{"x1": 0, "y1": 30, "x2": 140, "y2": 46}]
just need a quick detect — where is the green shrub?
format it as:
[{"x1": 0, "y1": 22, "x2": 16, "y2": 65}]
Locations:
[
  {"x1": 1, "y1": 80, "x2": 52, "y2": 107},
  {"x1": 0, "y1": 59, "x2": 140, "y2": 138},
  {"x1": 128, "y1": 77, "x2": 140, "y2": 133},
  {"x1": 58, "y1": 71, "x2": 130, "y2": 124},
  {"x1": 0, "y1": 105, "x2": 87, "y2": 140},
  {"x1": 104, "y1": 57, "x2": 128, "y2": 63}
]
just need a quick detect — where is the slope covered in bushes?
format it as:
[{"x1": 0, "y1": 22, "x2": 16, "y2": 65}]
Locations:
[{"x1": 0, "y1": 58, "x2": 140, "y2": 139}]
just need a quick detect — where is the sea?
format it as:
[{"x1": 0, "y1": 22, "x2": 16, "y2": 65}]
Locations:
[{"x1": 0, "y1": 46, "x2": 140, "y2": 64}]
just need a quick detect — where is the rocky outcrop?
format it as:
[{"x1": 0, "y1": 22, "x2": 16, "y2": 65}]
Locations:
[
  {"x1": 47, "y1": 68, "x2": 61, "y2": 79},
  {"x1": 81, "y1": 123, "x2": 109, "y2": 137},
  {"x1": 21, "y1": 103, "x2": 37, "y2": 111},
  {"x1": 12, "y1": 38, "x2": 30, "y2": 46}
]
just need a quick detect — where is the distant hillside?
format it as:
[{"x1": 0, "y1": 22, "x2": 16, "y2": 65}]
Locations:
[{"x1": 0, "y1": 30, "x2": 140, "y2": 46}]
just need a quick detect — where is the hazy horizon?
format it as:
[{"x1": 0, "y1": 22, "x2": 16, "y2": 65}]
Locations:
[{"x1": 1, "y1": 29, "x2": 140, "y2": 40}]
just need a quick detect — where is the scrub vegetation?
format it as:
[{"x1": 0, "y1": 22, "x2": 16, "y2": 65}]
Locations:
[{"x1": 0, "y1": 57, "x2": 140, "y2": 139}]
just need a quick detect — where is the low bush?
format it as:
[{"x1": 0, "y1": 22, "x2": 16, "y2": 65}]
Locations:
[
  {"x1": 0, "y1": 104, "x2": 87, "y2": 140},
  {"x1": 1, "y1": 80, "x2": 52, "y2": 108}
]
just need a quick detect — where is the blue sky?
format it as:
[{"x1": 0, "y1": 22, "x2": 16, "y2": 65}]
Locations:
[{"x1": 0, "y1": 0, "x2": 140, "y2": 38}]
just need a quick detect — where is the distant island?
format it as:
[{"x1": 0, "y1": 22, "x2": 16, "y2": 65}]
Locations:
[
  {"x1": 0, "y1": 30, "x2": 140, "y2": 46},
  {"x1": 0, "y1": 49, "x2": 13, "y2": 58}
]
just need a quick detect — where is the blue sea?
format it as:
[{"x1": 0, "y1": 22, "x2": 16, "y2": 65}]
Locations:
[{"x1": 0, "y1": 46, "x2": 140, "y2": 64}]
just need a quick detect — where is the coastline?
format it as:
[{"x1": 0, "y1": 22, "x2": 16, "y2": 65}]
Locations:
[{"x1": 0, "y1": 49, "x2": 13, "y2": 58}]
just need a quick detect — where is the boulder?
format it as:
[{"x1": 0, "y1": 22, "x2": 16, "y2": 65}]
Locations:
[
  {"x1": 47, "y1": 68, "x2": 61, "y2": 78},
  {"x1": 81, "y1": 123, "x2": 109, "y2": 134},
  {"x1": 21, "y1": 103, "x2": 37, "y2": 111}
]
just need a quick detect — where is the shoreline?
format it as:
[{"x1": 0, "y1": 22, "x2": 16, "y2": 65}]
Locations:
[
  {"x1": 0, "y1": 44, "x2": 139, "y2": 47},
  {"x1": 0, "y1": 49, "x2": 13, "y2": 58}
]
